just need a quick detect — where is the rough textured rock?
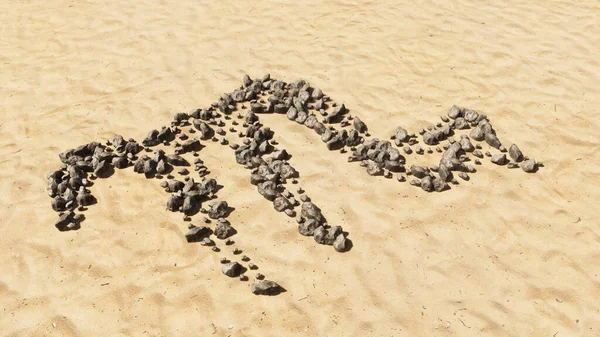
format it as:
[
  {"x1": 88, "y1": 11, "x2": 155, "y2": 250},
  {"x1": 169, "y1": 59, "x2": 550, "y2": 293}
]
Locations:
[
  {"x1": 298, "y1": 219, "x2": 319, "y2": 236},
  {"x1": 491, "y1": 154, "x2": 508, "y2": 165},
  {"x1": 366, "y1": 160, "x2": 383, "y2": 176},
  {"x1": 251, "y1": 280, "x2": 283, "y2": 295},
  {"x1": 509, "y1": 144, "x2": 523, "y2": 162},
  {"x1": 208, "y1": 201, "x2": 229, "y2": 219},
  {"x1": 185, "y1": 226, "x2": 211, "y2": 242},
  {"x1": 333, "y1": 234, "x2": 347, "y2": 252},
  {"x1": 301, "y1": 202, "x2": 324, "y2": 224},
  {"x1": 522, "y1": 159, "x2": 537, "y2": 173},
  {"x1": 273, "y1": 196, "x2": 292, "y2": 212},
  {"x1": 214, "y1": 221, "x2": 235, "y2": 239},
  {"x1": 420, "y1": 176, "x2": 434, "y2": 192},
  {"x1": 410, "y1": 165, "x2": 429, "y2": 179},
  {"x1": 485, "y1": 133, "x2": 502, "y2": 149},
  {"x1": 222, "y1": 262, "x2": 243, "y2": 277},
  {"x1": 353, "y1": 117, "x2": 367, "y2": 133},
  {"x1": 257, "y1": 181, "x2": 278, "y2": 201}
]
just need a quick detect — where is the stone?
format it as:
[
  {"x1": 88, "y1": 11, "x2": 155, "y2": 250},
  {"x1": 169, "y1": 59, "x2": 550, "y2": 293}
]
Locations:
[
  {"x1": 55, "y1": 211, "x2": 75, "y2": 231},
  {"x1": 211, "y1": 220, "x2": 234, "y2": 240},
  {"x1": 438, "y1": 163, "x2": 452, "y2": 182},
  {"x1": 353, "y1": 117, "x2": 367, "y2": 133},
  {"x1": 76, "y1": 191, "x2": 96, "y2": 207},
  {"x1": 298, "y1": 219, "x2": 319, "y2": 236},
  {"x1": 222, "y1": 262, "x2": 243, "y2": 277},
  {"x1": 273, "y1": 196, "x2": 292, "y2": 212},
  {"x1": 182, "y1": 195, "x2": 200, "y2": 215},
  {"x1": 166, "y1": 195, "x2": 183, "y2": 212},
  {"x1": 448, "y1": 105, "x2": 463, "y2": 119},
  {"x1": 312, "y1": 88, "x2": 323, "y2": 100},
  {"x1": 301, "y1": 202, "x2": 324, "y2": 224},
  {"x1": 522, "y1": 159, "x2": 537, "y2": 173},
  {"x1": 251, "y1": 280, "x2": 283, "y2": 295},
  {"x1": 208, "y1": 201, "x2": 229, "y2": 219},
  {"x1": 185, "y1": 226, "x2": 211, "y2": 242},
  {"x1": 473, "y1": 150, "x2": 483, "y2": 158},
  {"x1": 51, "y1": 196, "x2": 67, "y2": 212},
  {"x1": 366, "y1": 160, "x2": 383, "y2": 176},
  {"x1": 333, "y1": 234, "x2": 347, "y2": 252},
  {"x1": 433, "y1": 178, "x2": 448, "y2": 192},
  {"x1": 485, "y1": 133, "x2": 502, "y2": 149},
  {"x1": 454, "y1": 117, "x2": 469, "y2": 130},
  {"x1": 458, "y1": 172, "x2": 470, "y2": 181},
  {"x1": 314, "y1": 226, "x2": 342, "y2": 245},
  {"x1": 257, "y1": 181, "x2": 278, "y2": 201},
  {"x1": 509, "y1": 144, "x2": 523, "y2": 162},
  {"x1": 470, "y1": 127, "x2": 485, "y2": 141},
  {"x1": 459, "y1": 137, "x2": 475, "y2": 152},
  {"x1": 396, "y1": 174, "x2": 405, "y2": 182},
  {"x1": 403, "y1": 146, "x2": 412, "y2": 154},
  {"x1": 507, "y1": 162, "x2": 519, "y2": 169},
  {"x1": 420, "y1": 176, "x2": 434, "y2": 192},
  {"x1": 284, "y1": 209, "x2": 296, "y2": 217},
  {"x1": 410, "y1": 165, "x2": 429, "y2": 179},
  {"x1": 491, "y1": 154, "x2": 507, "y2": 165}
]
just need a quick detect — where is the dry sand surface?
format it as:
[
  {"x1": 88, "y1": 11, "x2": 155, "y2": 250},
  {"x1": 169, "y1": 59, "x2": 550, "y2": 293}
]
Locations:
[{"x1": 1, "y1": 0, "x2": 600, "y2": 336}]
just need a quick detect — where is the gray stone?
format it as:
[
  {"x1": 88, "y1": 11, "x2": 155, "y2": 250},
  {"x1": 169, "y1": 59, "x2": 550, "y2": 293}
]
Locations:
[
  {"x1": 208, "y1": 201, "x2": 229, "y2": 219},
  {"x1": 222, "y1": 262, "x2": 243, "y2": 277},
  {"x1": 333, "y1": 234, "x2": 347, "y2": 252},
  {"x1": 366, "y1": 160, "x2": 383, "y2": 176},
  {"x1": 420, "y1": 176, "x2": 433, "y2": 192},
  {"x1": 214, "y1": 221, "x2": 235, "y2": 239},
  {"x1": 273, "y1": 196, "x2": 292, "y2": 212},
  {"x1": 433, "y1": 178, "x2": 448, "y2": 192},
  {"x1": 458, "y1": 172, "x2": 470, "y2": 181},
  {"x1": 298, "y1": 219, "x2": 319, "y2": 236},
  {"x1": 301, "y1": 202, "x2": 324, "y2": 224},
  {"x1": 257, "y1": 181, "x2": 278, "y2": 201},
  {"x1": 522, "y1": 159, "x2": 537, "y2": 173},
  {"x1": 410, "y1": 165, "x2": 429, "y2": 179},
  {"x1": 491, "y1": 154, "x2": 507, "y2": 165},
  {"x1": 353, "y1": 117, "x2": 367, "y2": 133},
  {"x1": 485, "y1": 133, "x2": 502, "y2": 149},
  {"x1": 509, "y1": 144, "x2": 523, "y2": 162},
  {"x1": 448, "y1": 105, "x2": 463, "y2": 119},
  {"x1": 438, "y1": 164, "x2": 452, "y2": 182},
  {"x1": 470, "y1": 127, "x2": 485, "y2": 141},
  {"x1": 251, "y1": 280, "x2": 283, "y2": 295},
  {"x1": 185, "y1": 226, "x2": 211, "y2": 242}
]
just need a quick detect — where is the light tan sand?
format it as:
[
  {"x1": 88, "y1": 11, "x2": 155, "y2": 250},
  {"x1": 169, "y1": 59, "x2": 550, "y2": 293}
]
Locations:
[{"x1": 1, "y1": 0, "x2": 600, "y2": 336}]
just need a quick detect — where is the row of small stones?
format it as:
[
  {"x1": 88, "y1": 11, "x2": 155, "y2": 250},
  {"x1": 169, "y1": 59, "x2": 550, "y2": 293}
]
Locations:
[
  {"x1": 175, "y1": 77, "x2": 351, "y2": 252},
  {"x1": 48, "y1": 121, "x2": 280, "y2": 294}
]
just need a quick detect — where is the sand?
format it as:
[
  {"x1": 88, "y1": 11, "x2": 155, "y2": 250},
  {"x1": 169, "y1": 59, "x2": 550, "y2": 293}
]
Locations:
[{"x1": 1, "y1": 0, "x2": 600, "y2": 336}]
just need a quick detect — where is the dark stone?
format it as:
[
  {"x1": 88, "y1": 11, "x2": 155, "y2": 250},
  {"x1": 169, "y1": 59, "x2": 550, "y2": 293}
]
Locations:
[
  {"x1": 301, "y1": 202, "x2": 324, "y2": 224},
  {"x1": 166, "y1": 195, "x2": 183, "y2": 211},
  {"x1": 353, "y1": 117, "x2": 367, "y2": 133},
  {"x1": 491, "y1": 154, "x2": 507, "y2": 165},
  {"x1": 333, "y1": 234, "x2": 347, "y2": 252},
  {"x1": 214, "y1": 221, "x2": 235, "y2": 239},
  {"x1": 185, "y1": 226, "x2": 211, "y2": 242},
  {"x1": 222, "y1": 262, "x2": 243, "y2": 277},
  {"x1": 522, "y1": 159, "x2": 538, "y2": 173},
  {"x1": 208, "y1": 201, "x2": 228, "y2": 219},
  {"x1": 273, "y1": 196, "x2": 292, "y2": 212},
  {"x1": 298, "y1": 219, "x2": 319, "y2": 236},
  {"x1": 485, "y1": 133, "x2": 502, "y2": 149},
  {"x1": 509, "y1": 144, "x2": 523, "y2": 162},
  {"x1": 421, "y1": 176, "x2": 434, "y2": 192},
  {"x1": 257, "y1": 181, "x2": 278, "y2": 201},
  {"x1": 55, "y1": 211, "x2": 75, "y2": 231},
  {"x1": 166, "y1": 154, "x2": 189, "y2": 166},
  {"x1": 51, "y1": 196, "x2": 66, "y2": 212},
  {"x1": 251, "y1": 280, "x2": 283, "y2": 295},
  {"x1": 410, "y1": 165, "x2": 429, "y2": 179}
]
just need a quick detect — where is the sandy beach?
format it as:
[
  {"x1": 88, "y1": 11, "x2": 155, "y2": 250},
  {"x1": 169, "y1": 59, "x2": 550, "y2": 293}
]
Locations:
[{"x1": 1, "y1": 0, "x2": 600, "y2": 336}]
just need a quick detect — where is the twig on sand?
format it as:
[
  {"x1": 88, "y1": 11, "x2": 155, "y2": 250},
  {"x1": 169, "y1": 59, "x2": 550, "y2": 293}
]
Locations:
[
  {"x1": 458, "y1": 318, "x2": 471, "y2": 328},
  {"x1": 298, "y1": 296, "x2": 309, "y2": 301}
]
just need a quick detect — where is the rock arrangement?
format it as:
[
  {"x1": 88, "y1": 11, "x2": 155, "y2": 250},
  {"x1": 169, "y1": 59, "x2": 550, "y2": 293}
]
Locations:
[{"x1": 46, "y1": 74, "x2": 541, "y2": 296}]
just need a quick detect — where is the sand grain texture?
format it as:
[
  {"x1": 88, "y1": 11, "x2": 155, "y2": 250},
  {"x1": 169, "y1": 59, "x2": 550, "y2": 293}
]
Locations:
[{"x1": 1, "y1": 0, "x2": 600, "y2": 336}]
